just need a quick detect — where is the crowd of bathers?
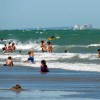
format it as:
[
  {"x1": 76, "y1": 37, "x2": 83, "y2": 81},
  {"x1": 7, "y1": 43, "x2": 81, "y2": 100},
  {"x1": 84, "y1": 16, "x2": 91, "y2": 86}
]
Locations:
[
  {"x1": 2, "y1": 42, "x2": 16, "y2": 53},
  {"x1": 2, "y1": 40, "x2": 51, "y2": 73}
]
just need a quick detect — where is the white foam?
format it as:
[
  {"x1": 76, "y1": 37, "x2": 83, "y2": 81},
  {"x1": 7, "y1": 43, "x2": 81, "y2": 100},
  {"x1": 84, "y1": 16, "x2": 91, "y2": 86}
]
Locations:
[
  {"x1": 1, "y1": 61, "x2": 100, "y2": 72},
  {"x1": 0, "y1": 52, "x2": 99, "y2": 72},
  {"x1": 87, "y1": 44, "x2": 100, "y2": 47},
  {"x1": 0, "y1": 53, "x2": 98, "y2": 60},
  {"x1": 1, "y1": 39, "x2": 100, "y2": 52}
]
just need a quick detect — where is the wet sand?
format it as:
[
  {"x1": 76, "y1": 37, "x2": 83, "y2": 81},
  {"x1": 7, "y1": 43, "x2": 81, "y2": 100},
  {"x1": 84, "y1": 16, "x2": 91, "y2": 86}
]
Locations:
[{"x1": 0, "y1": 66, "x2": 100, "y2": 100}]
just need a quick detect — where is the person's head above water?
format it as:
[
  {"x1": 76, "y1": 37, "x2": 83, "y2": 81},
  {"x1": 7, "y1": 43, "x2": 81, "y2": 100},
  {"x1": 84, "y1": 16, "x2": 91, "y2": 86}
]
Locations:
[
  {"x1": 41, "y1": 60, "x2": 46, "y2": 66},
  {"x1": 1, "y1": 38, "x2": 3, "y2": 41},
  {"x1": 15, "y1": 84, "x2": 21, "y2": 89},
  {"x1": 8, "y1": 42, "x2": 11, "y2": 44},
  {"x1": 47, "y1": 41, "x2": 51, "y2": 45},
  {"x1": 11, "y1": 84, "x2": 23, "y2": 91},
  {"x1": 64, "y1": 50, "x2": 67, "y2": 53},
  {"x1": 28, "y1": 51, "x2": 34, "y2": 55},
  {"x1": 8, "y1": 57, "x2": 12, "y2": 60},
  {"x1": 12, "y1": 43, "x2": 15, "y2": 46},
  {"x1": 19, "y1": 51, "x2": 22, "y2": 53},
  {"x1": 41, "y1": 60, "x2": 49, "y2": 72},
  {"x1": 41, "y1": 41, "x2": 44, "y2": 43},
  {"x1": 51, "y1": 36, "x2": 54, "y2": 39},
  {"x1": 28, "y1": 51, "x2": 31, "y2": 55},
  {"x1": 98, "y1": 49, "x2": 100, "y2": 52}
]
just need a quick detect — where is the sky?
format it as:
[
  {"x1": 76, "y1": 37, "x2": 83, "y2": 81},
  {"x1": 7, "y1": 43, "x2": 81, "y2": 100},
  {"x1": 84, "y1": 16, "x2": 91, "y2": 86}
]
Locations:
[{"x1": 0, "y1": 0, "x2": 100, "y2": 29}]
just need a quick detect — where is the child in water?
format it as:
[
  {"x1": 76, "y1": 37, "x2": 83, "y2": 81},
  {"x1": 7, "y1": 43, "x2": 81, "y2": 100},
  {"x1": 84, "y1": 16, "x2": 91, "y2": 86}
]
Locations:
[
  {"x1": 40, "y1": 60, "x2": 49, "y2": 73},
  {"x1": 24, "y1": 51, "x2": 34, "y2": 63}
]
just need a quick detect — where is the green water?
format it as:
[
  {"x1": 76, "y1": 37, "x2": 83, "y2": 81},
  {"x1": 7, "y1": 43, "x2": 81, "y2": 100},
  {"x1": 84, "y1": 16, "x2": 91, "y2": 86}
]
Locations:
[
  {"x1": 0, "y1": 29, "x2": 100, "y2": 53},
  {"x1": 0, "y1": 30, "x2": 100, "y2": 44}
]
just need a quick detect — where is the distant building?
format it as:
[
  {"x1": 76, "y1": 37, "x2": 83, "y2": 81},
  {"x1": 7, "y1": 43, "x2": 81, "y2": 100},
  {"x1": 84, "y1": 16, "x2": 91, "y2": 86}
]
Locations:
[
  {"x1": 74, "y1": 25, "x2": 80, "y2": 30},
  {"x1": 74, "y1": 24, "x2": 92, "y2": 30}
]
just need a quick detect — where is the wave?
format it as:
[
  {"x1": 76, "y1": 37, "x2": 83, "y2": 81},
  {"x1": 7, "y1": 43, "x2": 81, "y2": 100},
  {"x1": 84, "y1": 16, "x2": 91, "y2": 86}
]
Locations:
[
  {"x1": 1, "y1": 60, "x2": 100, "y2": 72},
  {"x1": 0, "y1": 53, "x2": 98, "y2": 61},
  {"x1": 1, "y1": 39, "x2": 100, "y2": 51},
  {"x1": 0, "y1": 53, "x2": 99, "y2": 72},
  {"x1": 87, "y1": 44, "x2": 100, "y2": 47}
]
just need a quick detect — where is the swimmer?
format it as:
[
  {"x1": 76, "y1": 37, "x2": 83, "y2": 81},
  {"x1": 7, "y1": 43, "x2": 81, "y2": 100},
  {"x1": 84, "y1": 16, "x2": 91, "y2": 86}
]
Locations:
[
  {"x1": 8, "y1": 42, "x2": 12, "y2": 52},
  {"x1": 47, "y1": 41, "x2": 53, "y2": 53},
  {"x1": 40, "y1": 60, "x2": 49, "y2": 73},
  {"x1": 4, "y1": 57, "x2": 13, "y2": 66},
  {"x1": 64, "y1": 50, "x2": 67, "y2": 53},
  {"x1": 12, "y1": 43, "x2": 16, "y2": 52},
  {"x1": 41, "y1": 41, "x2": 47, "y2": 52},
  {"x1": 51, "y1": 36, "x2": 55, "y2": 39},
  {"x1": 0, "y1": 38, "x2": 3, "y2": 42},
  {"x1": 2, "y1": 44, "x2": 7, "y2": 53},
  {"x1": 98, "y1": 49, "x2": 100, "y2": 58},
  {"x1": 24, "y1": 51, "x2": 34, "y2": 63},
  {"x1": 19, "y1": 50, "x2": 22, "y2": 54},
  {"x1": 10, "y1": 84, "x2": 23, "y2": 91}
]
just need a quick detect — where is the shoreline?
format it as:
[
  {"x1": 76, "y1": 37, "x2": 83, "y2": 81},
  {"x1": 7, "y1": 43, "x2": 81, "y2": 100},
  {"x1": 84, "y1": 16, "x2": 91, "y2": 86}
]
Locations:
[{"x1": 0, "y1": 66, "x2": 100, "y2": 99}]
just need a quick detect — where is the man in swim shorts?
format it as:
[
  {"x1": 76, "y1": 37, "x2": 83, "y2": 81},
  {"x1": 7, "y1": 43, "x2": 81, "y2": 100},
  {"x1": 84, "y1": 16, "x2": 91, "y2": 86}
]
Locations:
[
  {"x1": 41, "y1": 41, "x2": 47, "y2": 52},
  {"x1": 24, "y1": 51, "x2": 34, "y2": 63}
]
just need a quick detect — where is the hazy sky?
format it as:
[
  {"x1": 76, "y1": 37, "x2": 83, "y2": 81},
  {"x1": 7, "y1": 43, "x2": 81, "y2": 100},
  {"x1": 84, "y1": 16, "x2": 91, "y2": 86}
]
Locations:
[{"x1": 0, "y1": 0, "x2": 100, "y2": 29}]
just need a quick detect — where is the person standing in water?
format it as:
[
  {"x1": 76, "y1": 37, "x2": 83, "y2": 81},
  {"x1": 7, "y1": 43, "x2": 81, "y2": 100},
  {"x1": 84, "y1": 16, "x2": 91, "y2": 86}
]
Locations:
[
  {"x1": 47, "y1": 41, "x2": 53, "y2": 53},
  {"x1": 12, "y1": 43, "x2": 16, "y2": 52},
  {"x1": 8, "y1": 42, "x2": 12, "y2": 52},
  {"x1": 41, "y1": 41, "x2": 47, "y2": 52},
  {"x1": 24, "y1": 51, "x2": 34, "y2": 63},
  {"x1": 40, "y1": 60, "x2": 49, "y2": 73}
]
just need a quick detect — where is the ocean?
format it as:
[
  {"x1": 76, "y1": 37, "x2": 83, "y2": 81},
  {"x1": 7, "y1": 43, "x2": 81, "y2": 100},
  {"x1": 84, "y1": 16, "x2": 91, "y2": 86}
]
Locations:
[{"x1": 0, "y1": 30, "x2": 100, "y2": 100}]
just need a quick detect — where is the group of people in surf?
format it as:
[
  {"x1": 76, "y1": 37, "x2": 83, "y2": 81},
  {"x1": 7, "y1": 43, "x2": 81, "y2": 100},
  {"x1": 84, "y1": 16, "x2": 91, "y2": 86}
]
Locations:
[
  {"x1": 41, "y1": 41, "x2": 53, "y2": 52},
  {"x1": 1, "y1": 38, "x2": 53, "y2": 76},
  {"x1": 2, "y1": 40, "x2": 50, "y2": 73},
  {"x1": 2, "y1": 42, "x2": 16, "y2": 53},
  {"x1": 4, "y1": 55, "x2": 49, "y2": 73}
]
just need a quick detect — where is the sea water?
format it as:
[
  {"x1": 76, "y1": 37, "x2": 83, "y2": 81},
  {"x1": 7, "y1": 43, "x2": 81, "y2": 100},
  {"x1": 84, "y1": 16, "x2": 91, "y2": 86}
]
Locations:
[
  {"x1": 0, "y1": 30, "x2": 100, "y2": 72},
  {"x1": 0, "y1": 30, "x2": 100, "y2": 100}
]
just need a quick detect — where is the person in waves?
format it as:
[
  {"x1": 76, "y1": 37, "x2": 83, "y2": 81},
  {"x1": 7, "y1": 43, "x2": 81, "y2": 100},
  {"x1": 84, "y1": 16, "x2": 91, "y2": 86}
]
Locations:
[
  {"x1": 3, "y1": 57, "x2": 13, "y2": 66},
  {"x1": 40, "y1": 60, "x2": 49, "y2": 73},
  {"x1": 24, "y1": 51, "x2": 34, "y2": 63},
  {"x1": 41, "y1": 41, "x2": 47, "y2": 52},
  {"x1": 98, "y1": 49, "x2": 100, "y2": 58},
  {"x1": 64, "y1": 50, "x2": 67, "y2": 53},
  {"x1": 12, "y1": 43, "x2": 16, "y2": 52},
  {"x1": 47, "y1": 41, "x2": 53, "y2": 53},
  {"x1": 10, "y1": 84, "x2": 23, "y2": 91},
  {"x1": 2, "y1": 44, "x2": 7, "y2": 53},
  {"x1": 8, "y1": 42, "x2": 12, "y2": 52}
]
